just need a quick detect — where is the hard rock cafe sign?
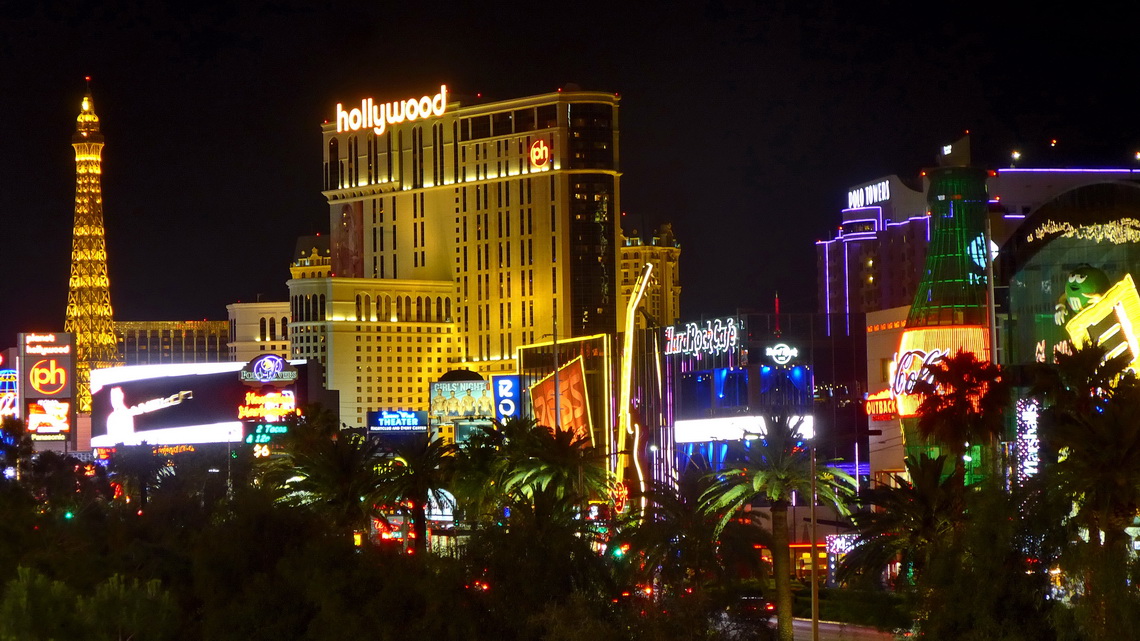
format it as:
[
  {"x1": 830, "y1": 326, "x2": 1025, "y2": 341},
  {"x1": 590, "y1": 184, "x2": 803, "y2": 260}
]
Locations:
[{"x1": 663, "y1": 317, "x2": 739, "y2": 358}]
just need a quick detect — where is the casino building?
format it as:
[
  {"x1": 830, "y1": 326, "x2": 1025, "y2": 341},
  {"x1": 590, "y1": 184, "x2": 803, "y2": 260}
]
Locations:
[
  {"x1": 290, "y1": 85, "x2": 625, "y2": 426},
  {"x1": 830, "y1": 138, "x2": 1140, "y2": 483}
]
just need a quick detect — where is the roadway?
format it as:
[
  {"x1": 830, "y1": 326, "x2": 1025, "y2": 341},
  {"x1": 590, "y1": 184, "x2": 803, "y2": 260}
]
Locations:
[{"x1": 792, "y1": 618, "x2": 897, "y2": 641}]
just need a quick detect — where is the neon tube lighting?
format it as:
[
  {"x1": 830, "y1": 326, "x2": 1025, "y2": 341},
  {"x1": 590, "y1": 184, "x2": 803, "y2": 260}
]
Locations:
[{"x1": 994, "y1": 167, "x2": 1135, "y2": 172}]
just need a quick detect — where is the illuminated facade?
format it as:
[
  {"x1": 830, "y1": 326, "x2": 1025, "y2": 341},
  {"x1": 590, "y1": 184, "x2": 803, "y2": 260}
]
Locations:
[
  {"x1": 116, "y1": 321, "x2": 229, "y2": 365},
  {"x1": 225, "y1": 304, "x2": 290, "y2": 363},
  {"x1": 320, "y1": 87, "x2": 621, "y2": 367},
  {"x1": 307, "y1": 86, "x2": 622, "y2": 425},
  {"x1": 65, "y1": 83, "x2": 121, "y2": 412},
  {"x1": 816, "y1": 138, "x2": 1134, "y2": 318},
  {"x1": 287, "y1": 275, "x2": 458, "y2": 426},
  {"x1": 664, "y1": 313, "x2": 867, "y2": 481},
  {"x1": 620, "y1": 224, "x2": 681, "y2": 331}
]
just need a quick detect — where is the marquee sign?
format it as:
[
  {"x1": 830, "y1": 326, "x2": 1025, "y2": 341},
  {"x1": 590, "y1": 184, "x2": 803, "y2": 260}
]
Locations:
[
  {"x1": 664, "y1": 317, "x2": 739, "y2": 358},
  {"x1": 336, "y1": 85, "x2": 449, "y2": 136},
  {"x1": 367, "y1": 410, "x2": 429, "y2": 432},
  {"x1": 889, "y1": 326, "x2": 989, "y2": 418},
  {"x1": 237, "y1": 390, "x2": 297, "y2": 423}
]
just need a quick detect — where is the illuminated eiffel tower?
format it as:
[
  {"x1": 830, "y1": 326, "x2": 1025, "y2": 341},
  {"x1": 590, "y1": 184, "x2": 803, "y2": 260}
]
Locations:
[{"x1": 65, "y1": 79, "x2": 120, "y2": 413}]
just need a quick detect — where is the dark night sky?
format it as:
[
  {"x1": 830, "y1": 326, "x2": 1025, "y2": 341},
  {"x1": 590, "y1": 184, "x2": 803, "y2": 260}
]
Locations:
[{"x1": 3, "y1": 2, "x2": 1139, "y2": 345}]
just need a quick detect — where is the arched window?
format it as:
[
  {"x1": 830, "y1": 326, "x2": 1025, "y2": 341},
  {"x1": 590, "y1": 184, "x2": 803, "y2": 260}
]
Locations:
[
  {"x1": 405, "y1": 297, "x2": 412, "y2": 322},
  {"x1": 364, "y1": 294, "x2": 372, "y2": 321},
  {"x1": 319, "y1": 295, "x2": 327, "y2": 321},
  {"x1": 281, "y1": 317, "x2": 288, "y2": 339},
  {"x1": 259, "y1": 318, "x2": 267, "y2": 341},
  {"x1": 416, "y1": 296, "x2": 423, "y2": 322},
  {"x1": 445, "y1": 298, "x2": 451, "y2": 321},
  {"x1": 269, "y1": 317, "x2": 277, "y2": 341},
  {"x1": 436, "y1": 297, "x2": 443, "y2": 322},
  {"x1": 396, "y1": 296, "x2": 403, "y2": 321},
  {"x1": 355, "y1": 294, "x2": 362, "y2": 321}
]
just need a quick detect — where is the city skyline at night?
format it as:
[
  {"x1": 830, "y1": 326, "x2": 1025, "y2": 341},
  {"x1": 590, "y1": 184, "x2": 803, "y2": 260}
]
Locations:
[{"x1": 4, "y1": 4, "x2": 1137, "y2": 344}]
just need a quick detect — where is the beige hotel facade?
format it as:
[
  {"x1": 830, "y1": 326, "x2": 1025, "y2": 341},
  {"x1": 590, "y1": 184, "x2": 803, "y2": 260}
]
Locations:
[{"x1": 288, "y1": 86, "x2": 626, "y2": 426}]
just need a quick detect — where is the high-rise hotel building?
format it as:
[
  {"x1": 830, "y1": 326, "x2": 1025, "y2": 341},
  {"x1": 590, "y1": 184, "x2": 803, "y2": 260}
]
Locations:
[{"x1": 289, "y1": 86, "x2": 622, "y2": 425}]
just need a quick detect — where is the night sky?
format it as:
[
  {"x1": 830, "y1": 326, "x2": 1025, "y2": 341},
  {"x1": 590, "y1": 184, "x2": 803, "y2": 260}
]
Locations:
[{"x1": 4, "y1": 3, "x2": 1139, "y2": 345}]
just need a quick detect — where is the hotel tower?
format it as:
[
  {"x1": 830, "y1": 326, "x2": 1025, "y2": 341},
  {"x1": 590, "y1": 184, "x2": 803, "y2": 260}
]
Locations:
[{"x1": 289, "y1": 85, "x2": 622, "y2": 425}]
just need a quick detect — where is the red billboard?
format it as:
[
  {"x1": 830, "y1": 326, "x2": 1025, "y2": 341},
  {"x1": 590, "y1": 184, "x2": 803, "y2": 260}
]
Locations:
[{"x1": 529, "y1": 357, "x2": 592, "y2": 441}]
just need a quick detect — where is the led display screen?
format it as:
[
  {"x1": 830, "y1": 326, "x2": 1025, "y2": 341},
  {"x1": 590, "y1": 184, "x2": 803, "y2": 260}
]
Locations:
[
  {"x1": 90, "y1": 361, "x2": 306, "y2": 447},
  {"x1": 26, "y1": 399, "x2": 71, "y2": 440}
]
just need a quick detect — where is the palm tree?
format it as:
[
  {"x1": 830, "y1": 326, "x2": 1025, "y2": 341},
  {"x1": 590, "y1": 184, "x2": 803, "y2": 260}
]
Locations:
[
  {"x1": 914, "y1": 349, "x2": 1009, "y2": 486},
  {"x1": 375, "y1": 435, "x2": 455, "y2": 555},
  {"x1": 620, "y1": 473, "x2": 768, "y2": 597},
  {"x1": 260, "y1": 412, "x2": 389, "y2": 536},
  {"x1": 839, "y1": 453, "x2": 963, "y2": 586},
  {"x1": 700, "y1": 415, "x2": 853, "y2": 641},
  {"x1": 500, "y1": 422, "x2": 610, "y2": 526},
  {"x1": 1034, "y1": 373, "x2": 1140, "y2": 639}
]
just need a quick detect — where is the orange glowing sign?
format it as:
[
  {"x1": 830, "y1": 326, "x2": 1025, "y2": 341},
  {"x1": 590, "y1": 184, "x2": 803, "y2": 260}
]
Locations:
[
  {"x1": 529, "y1": 357, "x2": 592, "y2": 442},
  {"x1": 889, "y1": 326, "x2": 989, "y2": 418},
  {"x1": 237, "y1": 390, "x2": 297, "y2": 423},
  {"x1": 529, "y1": 139, "x2": 551, "y2": 169},
  {"x1": 29, "y1": 359, "x2": 68, "y2": 396},
  {"x1": 864, "y1": 389, "x2": 897, "y2": 420}
]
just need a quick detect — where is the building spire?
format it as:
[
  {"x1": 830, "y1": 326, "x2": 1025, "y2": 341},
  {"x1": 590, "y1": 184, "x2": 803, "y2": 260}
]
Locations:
[{"x1": 65, "y1": 79, "x2": 120, "y2": 413}]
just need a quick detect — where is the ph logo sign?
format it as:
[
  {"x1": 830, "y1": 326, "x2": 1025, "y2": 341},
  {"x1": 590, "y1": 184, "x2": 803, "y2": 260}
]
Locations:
[
  {"x1": 529, "y1": 140, "x2": 551, "y2": 169},
  {"x1": 29, "y1": 359, "x2": 68, "y2": 396}
]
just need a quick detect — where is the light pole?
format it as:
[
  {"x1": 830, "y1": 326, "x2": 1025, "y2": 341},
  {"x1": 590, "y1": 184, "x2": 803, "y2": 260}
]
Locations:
[{"x1": 810, "y1": 442, "x2": 819, "y2": 641}]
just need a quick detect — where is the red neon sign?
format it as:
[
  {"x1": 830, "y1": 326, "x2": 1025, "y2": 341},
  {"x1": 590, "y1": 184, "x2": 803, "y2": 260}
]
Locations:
[{"x1": 529, "y1": 139, "x2": 551, "y2": 169}]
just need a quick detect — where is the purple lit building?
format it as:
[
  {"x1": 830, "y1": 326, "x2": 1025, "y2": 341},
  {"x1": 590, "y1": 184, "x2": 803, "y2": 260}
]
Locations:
[{"x1": 816, "y1": 138, "x2": 1139, "y2": 318}]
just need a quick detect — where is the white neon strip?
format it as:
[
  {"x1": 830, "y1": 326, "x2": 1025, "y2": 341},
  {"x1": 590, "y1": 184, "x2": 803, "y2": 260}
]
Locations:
[
  {"x1": 90, "y1": 421, "x2": 244, "y2": 447},
  {"x1": 674, "y1": 415, "x2": 814, "y2": 443}
]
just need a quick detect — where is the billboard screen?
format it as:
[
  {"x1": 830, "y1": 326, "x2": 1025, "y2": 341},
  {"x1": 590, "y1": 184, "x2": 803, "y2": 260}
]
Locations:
[
  {"x1": 25, "y1": 399, "x2": 71, "y2": 440},
  {"x1": 90, "y1": 361, "x2": 306, "y2": 447},
  {"x1": 429, "y1": 379, "x2": 494, "y2": 420},
  {"x1": 529, "y1": 357, "x2": 591, "y2": 439}
]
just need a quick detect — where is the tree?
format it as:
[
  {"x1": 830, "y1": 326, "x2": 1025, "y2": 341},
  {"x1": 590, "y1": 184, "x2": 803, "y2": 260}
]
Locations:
[
  {"x1": 0, "y1": 417, "x2": 33, "y2": 480},
  {"x1": 0, "y1": 567, "x2": 84, "y2": 640},
  {"x1": 914, "y1": 349, "x2": 1009, "y2": 486},
  {"x1": 700, "y1": 415, "x2": 853, "y2": 641},
  {"x1": 619, "y1": 473, "x2": 768, "y2": 597},
  {"x1": 110, "y1": 445, "x2": 170, "y2": 509},
  {"x1": 260, "y1": 410, "x2": 389, "y2": 537},
  {"x1": 77, "y1": 574, "x2": 180, "y2": 641},
  {"x1": 1034, "y1": 373, "x2": 1140, "y2": 640},
  {"x1": 499, "y1": 421, "x2": 610, "y2": 528},
  {"x1": 375, "y1": 435, "x2": 456, "y2": 555},
  {"x1": 841, "y1": 454, "x2": 962, "y2": 585}
]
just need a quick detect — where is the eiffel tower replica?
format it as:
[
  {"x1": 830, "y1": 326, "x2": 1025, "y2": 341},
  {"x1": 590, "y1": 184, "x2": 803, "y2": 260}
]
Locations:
[{"x1": 65, "y1": 79, "x2": 121, "y2": 413}]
